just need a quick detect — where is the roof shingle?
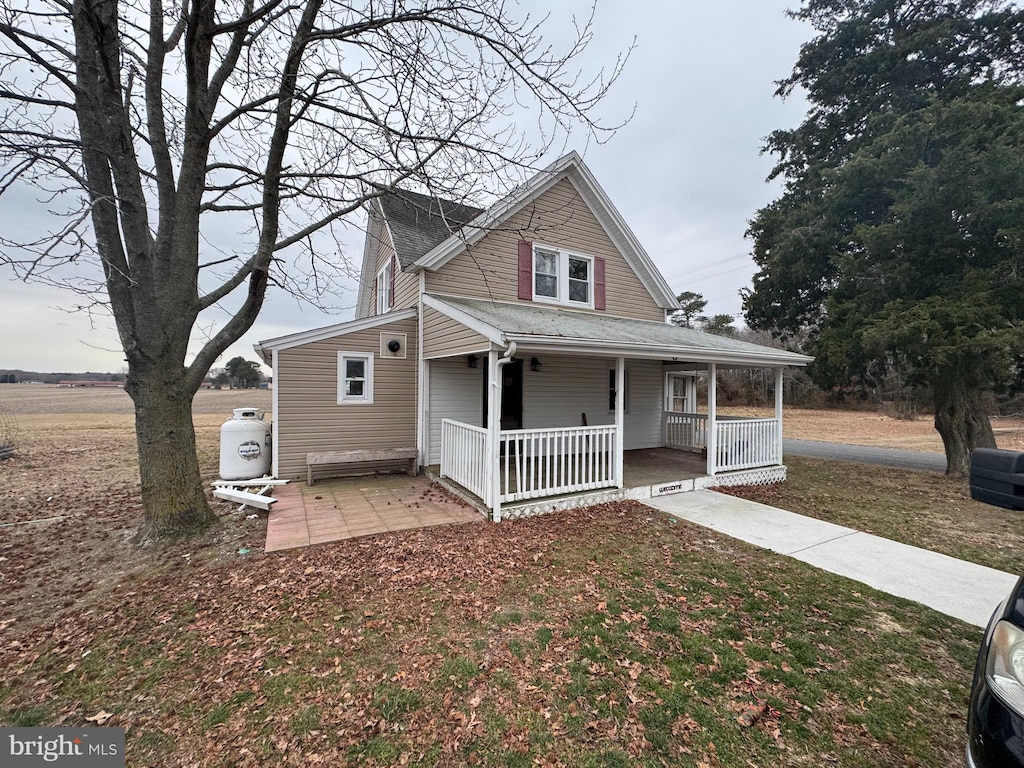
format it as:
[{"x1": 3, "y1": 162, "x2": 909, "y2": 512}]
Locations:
[{"x1": 378, "y1": 189, "x2": 484, "y2": 269}]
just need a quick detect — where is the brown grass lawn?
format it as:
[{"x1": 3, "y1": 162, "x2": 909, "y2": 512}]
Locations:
[{"x1": 0, "y1": 387, "x2": 1015, "y2": 766}]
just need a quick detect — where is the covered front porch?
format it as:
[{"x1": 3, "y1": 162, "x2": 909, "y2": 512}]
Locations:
[
  {"x1": 430, "y1": 444, "x2": 786, "y2": 520},
  {"x1": 435, "y1": 376, "x2": 788, "y2": 521},
  {"x1": 420, "y1": 294, "x2": 811, "y2": 521}
]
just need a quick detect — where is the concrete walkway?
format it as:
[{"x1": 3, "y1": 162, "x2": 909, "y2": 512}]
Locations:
[{"x1": 643, "y1": 490, "x2": 1019, "y2": 628}]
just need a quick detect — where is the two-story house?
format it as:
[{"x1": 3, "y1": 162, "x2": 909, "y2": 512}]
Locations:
[{"x1": 255, "y1": 152, "x2": 812, "y2": 520}]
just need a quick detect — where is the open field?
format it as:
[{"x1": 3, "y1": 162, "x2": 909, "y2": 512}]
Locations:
[
  {"x1": 1, "y1": 383, "x2": 272, "y2": 415},
  {"x1": 4, "y1": 384, "x2": 1020, "y2": 451},
  {"x1": 0, "y1": 386, "x2": 1018, "y2": 766}
]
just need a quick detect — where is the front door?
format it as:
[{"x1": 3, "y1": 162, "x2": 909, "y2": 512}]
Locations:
[
  {"x1": 482, "y1": 358, "x2": 524, "y2": 430},
  {"x1": 500, "y1": 359, "x2": 523, "y2": 430}
]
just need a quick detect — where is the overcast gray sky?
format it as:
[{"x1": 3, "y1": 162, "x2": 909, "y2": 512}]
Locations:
[{"x1": 0, "y1": 1, "x2": 810, "y2": 373}]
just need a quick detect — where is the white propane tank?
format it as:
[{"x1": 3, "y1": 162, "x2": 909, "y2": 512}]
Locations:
[{"x1": 219, "y1": 407, "x2": 272, "y2": 480}]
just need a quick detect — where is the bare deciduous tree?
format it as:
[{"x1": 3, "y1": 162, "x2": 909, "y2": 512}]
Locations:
[{"x1": 0, "y1": 0, "x2": 628, "y2": 541}]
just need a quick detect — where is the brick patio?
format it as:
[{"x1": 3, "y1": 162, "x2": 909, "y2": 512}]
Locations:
[{"x1": 264, "y1": 474, "x2": 485, "y2": 552}]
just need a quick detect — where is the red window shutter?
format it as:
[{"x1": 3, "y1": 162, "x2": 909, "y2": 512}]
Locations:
[
  {"x1": 518, "y1": 240, "x2": 533, "y2": 300},
  {"x1": 594, "y1": 257, "x2": 606, "y2": 310},
  {"x1": 389, "y1": 254, "x2": 396, "y2": 308}
]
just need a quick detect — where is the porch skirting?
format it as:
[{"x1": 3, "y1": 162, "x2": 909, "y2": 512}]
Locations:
[{"x1": 425, "y1": 464, "x2": 787, "y2": 521}]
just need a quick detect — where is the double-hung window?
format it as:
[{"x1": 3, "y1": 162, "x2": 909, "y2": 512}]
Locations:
[
  {"x1": 375, "y1": 261, "x2": 393, "y2": 315},
  {"x1": 533, "y1": 245, "x2": 593, "y2": 308},
  {"x1": 338, "y1": 352, "x2": 373, "y2": 404},
  {"x1": 666, "y1": 372, "x2": 691, "y2": 413}
]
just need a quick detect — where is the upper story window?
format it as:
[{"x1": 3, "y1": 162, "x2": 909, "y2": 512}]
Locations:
[
  {"x1": 518, "y1": 239, "x2": 606, "y2": 310},
  {"x1": 375, "y1": 260, "x2": 393, "y2": 314},
  {"x1": 532, "y1": 245, "x2": 593, "y2": 308}
]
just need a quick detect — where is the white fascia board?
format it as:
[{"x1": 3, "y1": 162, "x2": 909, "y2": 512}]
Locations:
[
  {"x1": 271, "y1": 348, "x2": 279, "y2": 478},
  {"x1": 421, "y1": 294, "x2": 505, "y2": 345},
  {"x1": 503, "y1": 334, "x2": 813, "y2": 368},
  {"x1": 563, "y1": 164, "x2": 678, "y2": 310},
  {"x1": 253, "y1": 343, "x2": 272, "y2": 366},
  {"x1": 413, "y1": 153, "x2": 581, "y2": 271},
  {"x1": 257, "y1": 308, "x2": 418, "y2": 353},
  {"x1": 354, "y1": 200, "x2": 381, "y2": 319}
]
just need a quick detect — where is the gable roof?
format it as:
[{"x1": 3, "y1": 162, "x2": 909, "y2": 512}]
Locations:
[
  {"x1": 417, "y1": 153, "x2": 679, "y2": 310},
  {"x1": 378, "y1": 189, "x2": 484, "y2": 269},
  {"x1": 373, "y1": 152, "x2": 680, "y2": 311},
  {"x1": 423, "y1": 294, "x2": 812, "y2": 367}
]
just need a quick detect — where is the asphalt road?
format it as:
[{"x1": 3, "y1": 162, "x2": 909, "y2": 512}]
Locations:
[{"x1": 784, "y1": 438, "x2": 947, "y2": 473}]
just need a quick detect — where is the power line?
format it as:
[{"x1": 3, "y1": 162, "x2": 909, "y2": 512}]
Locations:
[
  {"x1": 675, "y1": 262, "x2": 755, "y2": 285},
  {"x1": 661, "y1": 251, "x2": 752, "y2": 284}
]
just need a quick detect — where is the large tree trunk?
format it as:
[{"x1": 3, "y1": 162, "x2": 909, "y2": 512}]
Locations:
[
  {"x1": 932, "y1": 375, "x2": 996, "y2": 478},
  {"x1": 126, "y1": 366, "x2": 218, "y2": 543}
]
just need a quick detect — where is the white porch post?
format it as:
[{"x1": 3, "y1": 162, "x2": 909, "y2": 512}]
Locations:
[
  {"x1": 615, "y1": 357, "x2": 625, "y2": 488},
  {"x1": 487, "y1": 349, "x2": 503, "y2": 522},
  {"x1": 775, "y1": 366, "x2": 784, "y2": 465},
  {"x1": 707, "y1": 363, "x2": 717, "y2": 475}
]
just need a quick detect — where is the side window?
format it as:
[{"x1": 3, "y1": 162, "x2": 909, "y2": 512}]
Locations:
[
  {"x1": 375, "y1": 261, "x2": 392, "y2": 314},
  {"x1": 338, "y1": 353, "x2": 374, "y2": 404},
  {"x1": 666, "y1": 373, "x2": 689, "y2": 412}
]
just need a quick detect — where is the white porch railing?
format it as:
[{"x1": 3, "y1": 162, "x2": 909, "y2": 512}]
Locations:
[
  {"x1": 663, "y1": 412, "x2": 708, "y2": 451},
  {"x1": 500, "y1": 425, "x2": 617, "y2": 502},
  {"x1": 664, "y1": 412, "x2": 781, "y2": 473},
  {"x1": 440, "y1": 419, "x2": 490, "y2": 504},
  {"x1": 440, "y1": 421, "x2": 618, "y2": 504},
  {"x1": 442, "y1": 415, "x2": 780, "y2": 506},
  {"x1": 713, "y1": 418, "x2": 780, "y2": 472}
]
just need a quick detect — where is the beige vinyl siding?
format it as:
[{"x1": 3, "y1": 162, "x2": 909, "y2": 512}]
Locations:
[
  {"x1": 393, "y1": 268, "x2": 419, "y2": 310},
  {"x1": 621, "y1": 359, "x2": 665, "y2": 450},
  {"x1": 424, "y1": 178, "x2": 665, "y2": 321},
  {"x1": 520, "y1": 355, "x2": 613, "y2": 431},
  {"x1": 422, "y1": 306, "x2": 491, "y2": 359},
  {"x1": 521, "y1": 355, "x2": 663, "y2": 450},
  {"x1": 426, "y1": 354, "x2": 664, "y2": 465},
  {"x1": 427, "y1": 358, "x2": 484, "y2": 464},
  {"x1": 275, "y1": 315, "x2": 418, "y2": 479},
  {"x1": 372, "y1": 222, "x2": 418, "y2": 314}
]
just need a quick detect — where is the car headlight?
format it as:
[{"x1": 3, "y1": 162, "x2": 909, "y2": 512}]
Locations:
[{"x1": 987, "y1": 620, "x2": 1024, "y2": 716}]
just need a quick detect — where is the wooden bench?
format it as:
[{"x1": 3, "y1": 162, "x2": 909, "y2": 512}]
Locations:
[{"x1": 306, "y1": 447, "x2": 418, "y2": 485}]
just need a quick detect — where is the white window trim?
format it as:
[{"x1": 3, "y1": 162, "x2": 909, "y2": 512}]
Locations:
[
  {"x1": 338, "y1": 352, "x2": 374, "y2": 404},
  {"x1": 375, "y1": 261, "x2": 392, "y2": 315},
  {"x1": 532, "y1": 243, "x2": 594, "y2": 309},
  {"x1": 665, "y1": 372, "x2": 694, "y2": 412}
]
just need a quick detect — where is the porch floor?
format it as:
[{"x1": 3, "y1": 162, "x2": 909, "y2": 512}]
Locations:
[{"x1": 622, "y1": 447, "x2": 706, "y2": 486}]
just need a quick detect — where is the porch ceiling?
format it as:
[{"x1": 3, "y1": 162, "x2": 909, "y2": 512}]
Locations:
[{"x1": 423, "y1": 294, "x2": 812, "y2": 368}]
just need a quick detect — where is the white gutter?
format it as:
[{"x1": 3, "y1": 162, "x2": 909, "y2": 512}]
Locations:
[{"x1": 502, "y1": 336, "x2": 813, "y2": 367}]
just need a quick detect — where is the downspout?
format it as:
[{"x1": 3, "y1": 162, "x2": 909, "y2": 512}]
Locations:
[
  {"x1": 499, "y1": 341, "x2": 517, "y2": 367},
  {"x1": 489, "y1": 340, "x2": 517, "y2": 523}
]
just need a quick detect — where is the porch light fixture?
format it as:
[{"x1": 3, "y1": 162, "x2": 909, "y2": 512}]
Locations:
[
  {"x1": 467, "y1": 354, "x2": 479, "y2": 368},
  {"x1": 530, "y1": 357, "x2": 542, "y2": 372}
]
